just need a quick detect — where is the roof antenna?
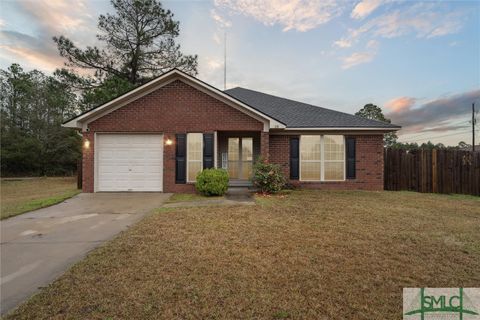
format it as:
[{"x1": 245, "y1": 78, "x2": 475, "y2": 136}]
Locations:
[{"x1": 224, "y1": 31, "x2": 227, "y2": 90}]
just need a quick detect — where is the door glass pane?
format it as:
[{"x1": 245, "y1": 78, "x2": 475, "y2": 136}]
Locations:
[
  {"x1": 228, "y1": 138, "x2": 239, "y2": 161},
  {"x1": 240, "y1": 162, "x2": 253, "y2": 179},
  {"x1": 242, "y1": 138, "x2": 253, "y2": 161},
  {"x1": 240, "y1": 138, "x2": 253, "y2": 179},
  {"x1": 228, "y1": 138, "x2": 240, "y2": 179},
  {"x1": 228, "y1": 161, "x2": 239, "y2": 179}
]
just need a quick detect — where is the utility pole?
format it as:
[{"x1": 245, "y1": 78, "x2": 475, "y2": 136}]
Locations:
[
  {"x1": 473, "y1": 102, "x2": 476, "y2": 152},
  {"x1": 224, "y1": 32, "x2": 227, "y2": 90}
]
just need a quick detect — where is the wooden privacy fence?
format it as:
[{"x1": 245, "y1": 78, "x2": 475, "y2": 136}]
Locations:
[{"x1": 384, "y1": 149, "x2": 480, "y2": 196}]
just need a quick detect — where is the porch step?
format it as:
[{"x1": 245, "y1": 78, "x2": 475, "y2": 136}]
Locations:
[
  {"x1": 228, "y1": 180, "x2": 253, "y2": 187},
  {"x1": 226, "y1": 187, "x2": 255, "y2": 202}
]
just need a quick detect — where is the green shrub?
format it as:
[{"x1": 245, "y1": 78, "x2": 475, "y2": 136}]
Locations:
[
  {"x1": 251, "y1": 158, "x2": 286, "y2": 194},
  {"x1": 195, "y1": 168, "x2": 229, "y2": 196}
]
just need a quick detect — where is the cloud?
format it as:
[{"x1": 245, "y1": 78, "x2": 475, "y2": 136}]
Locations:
[
  {"x1": 0, "y1": 30, "x2": 65, "y2": 72},
  {"x1": 210, "y1": 9, "x2": 232, "y2": 28},
  {"x1": 333, "y1": 38, "x2": 353, "y2": 48},
  {"x1": 0, "y1": 0, "x2": 95, "y2": 72},
  {"x1": 214, "y1": 0, "x2": 346, "y2": 32},
  {"x1": 212, "y1": 32, "x2": 222, "y2": 45},
  {"x1": 334, "y1": 2, "x2": 468, "y2": 60},
  {"x1": 205, "y1": 57, "x2": 223, "y2": 71},
  {"x1": 341, "y1": 51, "x2": 376, "y2": 69},
  {"x1": 16, "y1": 0, "x2": 93, "y2": 36},
  {"x1": 385, "y1": 96, "x2": 416, "y2": 113},
  {"x1": 351, "y1": 0, "x2": 385, "y2": 20},
  {"x1": 387, "y1": 89, "x2": 480, "y2": 133},
  {"x1": 344, "y1": 3, "x2": 465, "y2": 44},
  {"x1": 341, "y1": 39, "x2": 378, "y2": 69}
]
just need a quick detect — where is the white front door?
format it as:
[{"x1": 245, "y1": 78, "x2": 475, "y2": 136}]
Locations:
[{"x1": 96, "y1": 134, "x2": 163, "y2": 192}]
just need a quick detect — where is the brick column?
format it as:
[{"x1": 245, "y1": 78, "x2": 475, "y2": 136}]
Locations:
[
  {"x1": 82, "y1": 132, "x2": 94, "y2": 192},
  {"x1": 260, "y1": 131, "x2": 270, "y2": 161}
]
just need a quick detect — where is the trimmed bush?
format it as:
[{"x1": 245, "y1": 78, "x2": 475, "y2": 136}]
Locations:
[
  {"x1": 195, "y1": 168, "x2": 229, "y2": 196},
  {"x1": 251, "y1": 158, "x2": 286, "y2": 194}
]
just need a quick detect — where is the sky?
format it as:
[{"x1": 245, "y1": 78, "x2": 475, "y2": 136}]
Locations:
[{"x1": 0, "y1": 0, "x2": 479, "y2": 146}]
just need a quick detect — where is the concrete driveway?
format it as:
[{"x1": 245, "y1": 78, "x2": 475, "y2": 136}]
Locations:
[{"x1": 0, "y1": 192, "x2": 171, "y2": 315}]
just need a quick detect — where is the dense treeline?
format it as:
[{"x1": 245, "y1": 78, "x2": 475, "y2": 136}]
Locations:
[
  {"x1": 0, "y1": 64, "x2": 81, "y2": 176},
  {"x1": 0, "y1": 0, "x2": 197, "y2": 177},
  {"x1": 355, "y1": 103, "x2": 475, "y2": 151}
]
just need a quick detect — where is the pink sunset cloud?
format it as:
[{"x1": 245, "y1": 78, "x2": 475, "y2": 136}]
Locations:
[{"x1": 385, "y1": 96, "x2": 416, "y2": 113}]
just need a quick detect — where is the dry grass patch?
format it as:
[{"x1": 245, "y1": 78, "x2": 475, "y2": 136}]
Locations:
[
  {"x1": 1, "y1": 177, "x2": 79, "y2": 219},
  {"x1": 165, "y1": 193, "x2": 224, "y2": 203},
  {"x1": 6, "y1": 190, "x2": 480, "y2": 319}
]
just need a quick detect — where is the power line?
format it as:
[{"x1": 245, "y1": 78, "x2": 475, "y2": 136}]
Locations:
[
  {"x1": 399, "y1": 121, "x2": 471, "y2": 141},
  {"x1": 399, "y1": 129, "x2": 466, "y2": 141},
  {"x1": 399, "y1": 130, "x2": 471, "y2": 144}
]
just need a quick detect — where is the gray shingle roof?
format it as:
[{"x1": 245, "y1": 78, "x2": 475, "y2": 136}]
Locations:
[{"x1": 224, "y1": 87, "x2": 400, "y2": 129}]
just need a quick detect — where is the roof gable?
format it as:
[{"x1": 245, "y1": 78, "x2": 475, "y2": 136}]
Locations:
[
  {"x1": 225, "y1": 87, "x2": 401, "y2": 130},
  {"x1": 63, "y1": 69, "x2": 285, "y2": 131}
]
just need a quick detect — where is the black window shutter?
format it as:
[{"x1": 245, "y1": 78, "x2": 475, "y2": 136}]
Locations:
[
  {"x1": 290, "y1": 137, "x2": 299, "y2": 180},
  {"x1": 346, "y1": 137, "x2": 356, "y2": 179},
  {"x1": 175, "y1": 134, "x2": 186, "y2": 184},
  {"x1": 203, "y1": 133, "x2": 214, "y2": 169}
]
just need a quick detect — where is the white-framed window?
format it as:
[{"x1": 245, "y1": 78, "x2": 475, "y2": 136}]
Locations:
[
  {"x1": 323, "y1": 135, "x2": 345, "y2": 181},
  {"x1": 187, "y1": 133, "x2": 203, "y2": 182},
  {"x1": 299, "y1": 135, "x2": 345, "y2": 181},
  {"x1": 300, "y1": 135, "x2": 321, "y2": 181}
]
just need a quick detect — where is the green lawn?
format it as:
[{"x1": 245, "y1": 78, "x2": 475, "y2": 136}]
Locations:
[
  {"x1": 0, "y1": 177, "x2": 80, "y2": 219},
  {"x1": 5, "y1": 190, "x2": 480, "y2": 319}
]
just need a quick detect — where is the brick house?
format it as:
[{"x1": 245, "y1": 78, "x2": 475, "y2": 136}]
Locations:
[{"x1": 63, "y1": 69, "x2": 400, "y2": 193}]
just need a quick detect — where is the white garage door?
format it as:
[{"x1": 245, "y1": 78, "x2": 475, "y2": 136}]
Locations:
[{"x1": 96, "y1": 134, "x2": 163, "y2": 192}]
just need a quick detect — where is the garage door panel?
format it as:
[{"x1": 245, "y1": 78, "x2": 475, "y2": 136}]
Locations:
[{"x1": 96, "y1": 134, "x2": 163, "y2": 192}]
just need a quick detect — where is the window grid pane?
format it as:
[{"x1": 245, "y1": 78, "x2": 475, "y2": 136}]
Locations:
[
  {"x1": 324, "y1": 135, "x2": 344, "y2": 161},
  {"x1": 300, "y1": 135, "x2": 321, "y2": 161},
  {"x1": 324, "y1": 162, "x2": 344, "y2": 180},
  {"x1": 187, "y1": 133, "x2": 203, "y2": 181},
  {"x1": 188, "y1": 162, "x2": 202, "y2": 182},
  {"x1": 324, "y1": 135, "x2": 345, "y2": 181},
  {"x1": 300, "y1": 135, "x2": 321, "y2": 181},
  {"x1": 300, "y1": 162, "x2": 321, "y2": 181}
]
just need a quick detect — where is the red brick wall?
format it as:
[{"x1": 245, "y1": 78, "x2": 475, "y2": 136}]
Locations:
[
  {"x1": 269, "y1": 134, "x2": 384, "y2": 191},
  {"x1": 82, "y1": 80, "x2": 264, "y2": 193},
  {"x1": 269, "y1": 135, "x2": 292, "y2": 177}
]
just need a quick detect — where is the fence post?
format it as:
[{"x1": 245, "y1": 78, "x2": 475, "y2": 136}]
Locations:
[{"x1": 432, "y1": 149, "x2": 437, "y2": 193}]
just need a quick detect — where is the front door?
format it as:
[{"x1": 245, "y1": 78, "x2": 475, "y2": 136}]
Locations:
[{"x1": 227, "y1": 137, "x2": 253, "y2": 180}]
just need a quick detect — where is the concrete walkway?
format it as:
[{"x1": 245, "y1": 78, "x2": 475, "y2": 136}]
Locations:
[{"x1": 0, "y1": 192, "x2": 171, "y2": 315}]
